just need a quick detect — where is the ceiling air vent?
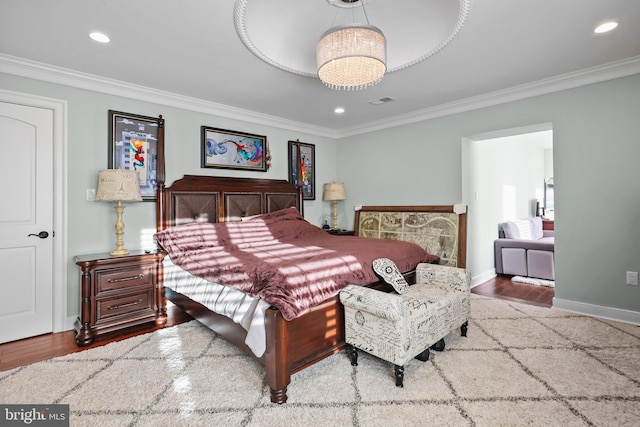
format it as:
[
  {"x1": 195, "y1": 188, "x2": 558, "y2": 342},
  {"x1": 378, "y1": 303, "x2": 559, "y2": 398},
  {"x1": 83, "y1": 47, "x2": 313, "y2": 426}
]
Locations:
[{"x1": 369, "y1": 97, "x2": 396, "y2": 105}]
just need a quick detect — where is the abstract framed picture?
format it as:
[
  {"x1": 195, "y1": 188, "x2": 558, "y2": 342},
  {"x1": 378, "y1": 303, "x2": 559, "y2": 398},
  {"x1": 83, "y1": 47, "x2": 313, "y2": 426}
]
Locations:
[
  {"x1": 288, "y1": 140, "x2": 315, "y2": 200},
  {"x1": 201, "y1": 126, "x2": 268, "y2": 171},
  {"x1": 108, "y1": 110, "x2": 164, "y2": 201}
]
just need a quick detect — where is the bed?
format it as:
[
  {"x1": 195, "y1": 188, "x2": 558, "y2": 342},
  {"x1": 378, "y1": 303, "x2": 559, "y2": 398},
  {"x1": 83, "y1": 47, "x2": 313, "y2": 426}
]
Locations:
[{"x1": 155, "y1": 175, "x2": 465, "y2": 403}]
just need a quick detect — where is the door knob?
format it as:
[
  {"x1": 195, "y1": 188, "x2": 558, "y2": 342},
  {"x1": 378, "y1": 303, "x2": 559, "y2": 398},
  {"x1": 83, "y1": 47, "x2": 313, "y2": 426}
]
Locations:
[{"x1": 28, "y1": 231, "x2": 49, "y2": 239}]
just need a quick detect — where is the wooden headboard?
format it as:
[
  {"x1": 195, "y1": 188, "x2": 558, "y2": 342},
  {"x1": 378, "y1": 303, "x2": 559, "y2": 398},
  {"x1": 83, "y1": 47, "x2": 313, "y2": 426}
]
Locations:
[
  {"x1": 354, "y1": 205, "x2": 467, "y2": 268},
  {"x1": 157, "y1": 175, "x2": 303, "y2": 231}
]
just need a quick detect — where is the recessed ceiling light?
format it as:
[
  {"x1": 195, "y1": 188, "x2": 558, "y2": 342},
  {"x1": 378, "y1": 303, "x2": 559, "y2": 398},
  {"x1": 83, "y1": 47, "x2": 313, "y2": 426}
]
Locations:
[
  {"x1": 89, "y1": 32, "x2": 110, "y2": 43},
  {"x1": 334, "y1": 107, "x2": 345, "y2": 114},
  {"x1": 594, "y1": 21, "x2": 618, "y2": 34}
]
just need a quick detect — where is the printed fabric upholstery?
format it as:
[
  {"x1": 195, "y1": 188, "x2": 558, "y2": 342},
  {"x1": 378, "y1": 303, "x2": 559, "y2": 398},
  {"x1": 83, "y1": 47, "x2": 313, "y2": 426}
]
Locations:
[{"x1": 340, "y1": 264, "x2": 471, "y2": 367}]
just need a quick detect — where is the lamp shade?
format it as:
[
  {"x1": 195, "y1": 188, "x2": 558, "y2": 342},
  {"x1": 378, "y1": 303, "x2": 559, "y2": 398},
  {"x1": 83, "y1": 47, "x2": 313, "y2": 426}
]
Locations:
[
  {"x1": 323, "y1": 182, "x2": 346, "y2": 201},
  {"x1": 317, "y1": 24, "x2": 387, "y2": 91},
  {"x1": 96, "y1": 169, "x2": 142, "y2": 202}
]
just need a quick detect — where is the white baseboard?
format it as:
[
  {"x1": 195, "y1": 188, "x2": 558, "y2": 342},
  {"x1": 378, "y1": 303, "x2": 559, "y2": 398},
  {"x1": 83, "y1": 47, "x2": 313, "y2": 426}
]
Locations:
[
  {"x1": 553, "y1": 297, "x2": 640, "y2": 326},
  {"x1": 471, "y1": 269, "x2": 496, "y2": 288},
  {"x1": 65, "y1": 315, "x2": 77, "y2": 332}
]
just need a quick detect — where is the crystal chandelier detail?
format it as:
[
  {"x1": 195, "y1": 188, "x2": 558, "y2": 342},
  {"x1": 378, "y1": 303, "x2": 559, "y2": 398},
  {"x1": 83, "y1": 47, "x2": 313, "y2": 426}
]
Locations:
[
  {"x1": 317, "y1": 23, "x2": 386, "y2": 91},
  {"x1": 317, "y1": 0, "x2": 387, "y2": 91}
]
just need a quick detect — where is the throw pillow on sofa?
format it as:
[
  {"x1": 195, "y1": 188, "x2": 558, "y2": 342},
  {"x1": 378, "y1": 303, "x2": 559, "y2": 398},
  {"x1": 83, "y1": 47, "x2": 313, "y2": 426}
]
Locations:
[
  {"x1": 530, "y1": 217, "x2": 544, "y2": 240},
  {"x1": 503, "y1": 219, "x2": 532, "y2": 240}
]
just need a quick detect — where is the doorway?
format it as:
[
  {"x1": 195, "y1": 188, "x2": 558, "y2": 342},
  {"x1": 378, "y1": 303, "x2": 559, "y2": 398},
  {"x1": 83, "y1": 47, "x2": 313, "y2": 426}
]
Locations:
[{"x1": 462, "y1": 123, "x2": 554, "y2": 291}]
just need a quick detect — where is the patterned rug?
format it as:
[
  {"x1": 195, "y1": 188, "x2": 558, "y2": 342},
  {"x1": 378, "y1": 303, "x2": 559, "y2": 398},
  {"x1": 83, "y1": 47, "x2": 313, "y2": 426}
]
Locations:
[
  {"x1": 511, "y1": 275, "x2": 555, "y2": 287},
  {"x1": 1, "y1": 295, "x2": 639, "y2": 426}
]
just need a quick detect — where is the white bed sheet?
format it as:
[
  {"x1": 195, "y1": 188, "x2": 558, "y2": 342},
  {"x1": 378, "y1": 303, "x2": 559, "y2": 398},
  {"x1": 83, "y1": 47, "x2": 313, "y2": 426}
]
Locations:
[{"x1": 162, "y1": 257, "x2": 269, "y2": 357}]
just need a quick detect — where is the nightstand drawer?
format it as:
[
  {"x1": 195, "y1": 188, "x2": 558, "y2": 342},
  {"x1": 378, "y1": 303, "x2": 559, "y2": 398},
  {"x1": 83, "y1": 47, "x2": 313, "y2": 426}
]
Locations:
[
  {"x1": 96, "y1": 290, "x2": 154, "y2": 323},
  {"x1": 96, "y1": 264, "x2": 154, "y2": 293}
]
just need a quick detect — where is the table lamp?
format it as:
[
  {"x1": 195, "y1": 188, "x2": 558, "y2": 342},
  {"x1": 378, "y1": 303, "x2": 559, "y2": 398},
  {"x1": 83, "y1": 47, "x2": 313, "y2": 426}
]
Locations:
[
  {"x1": 96, "y1": 169, "x2": 142, "y2": 256},
  {"x1": 323, "y1": 182, "x2": 346, "y2": 230}
]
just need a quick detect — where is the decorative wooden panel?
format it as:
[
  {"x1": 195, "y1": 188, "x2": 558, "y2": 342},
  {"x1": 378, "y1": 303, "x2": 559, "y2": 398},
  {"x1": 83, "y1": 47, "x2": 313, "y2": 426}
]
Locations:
[
  {"x1": 224, "y1": 193, "x2": 262, "y2": 221},
  {"x1": 266, "y1": 193, "x2": 299, "y2": 213},
  {"x1": 172, "y1": 192, "x2": 219, "y2": 225}
]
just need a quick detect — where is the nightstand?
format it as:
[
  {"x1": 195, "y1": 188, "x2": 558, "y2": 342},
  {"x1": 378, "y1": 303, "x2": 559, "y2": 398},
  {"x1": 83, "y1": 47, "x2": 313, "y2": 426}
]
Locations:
[
  {"x1": 74, "y1": 250, "x2": 166, "y2": 346},
  {"x1": 325, "y1": 229, "x2": 355, "y2": 236}
]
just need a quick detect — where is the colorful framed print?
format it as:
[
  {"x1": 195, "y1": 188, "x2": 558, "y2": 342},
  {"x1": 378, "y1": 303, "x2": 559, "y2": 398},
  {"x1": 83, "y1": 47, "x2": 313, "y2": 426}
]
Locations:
[
  {"x1": 201, "y1": 126, "x2": 268, "y2": 171},
  {"x1": 288, "y1": 140, "x2": 315, "y2": 200},
  {"x1": 108, "y1": 110, "x2": 164, "y2": 201}
]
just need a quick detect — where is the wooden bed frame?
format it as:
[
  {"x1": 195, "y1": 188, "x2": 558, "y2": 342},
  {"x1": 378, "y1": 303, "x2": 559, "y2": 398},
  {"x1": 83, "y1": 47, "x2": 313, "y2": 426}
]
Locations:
[
  {"x1": 157, "y1": 175, "x2": 351, "y2": 404},
  {"x1": 155, "y1": 174, "x2": 468, "y2": 403}
]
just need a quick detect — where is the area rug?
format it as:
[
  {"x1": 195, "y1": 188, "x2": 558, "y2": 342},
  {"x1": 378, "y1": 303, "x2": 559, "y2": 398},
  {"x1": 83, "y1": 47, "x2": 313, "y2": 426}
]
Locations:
[
  {"x1": 512, "y1": 275, "x2": 555, "y2": 287},
  {"x1": 1, "y1": 295, "x2": 639, "y2": 426}
]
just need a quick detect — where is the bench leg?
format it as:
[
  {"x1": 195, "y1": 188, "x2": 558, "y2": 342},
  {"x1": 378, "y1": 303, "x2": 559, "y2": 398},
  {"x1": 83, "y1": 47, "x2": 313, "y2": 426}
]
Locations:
[
  {"x1": 414, "y1": 348, "x2": 430, "y2": 362},
  {"x1": 461, "y1": 321, "x2": 468, "y2": 337},
  {"x1": 394, "y1": 364, "x2": 405, "y2": 387},
  {"x1": 346, "y1": 344, "x2": 358, "y2": 366},
  {"x1": 430, "y1": 338, "x2": 445, "y2": 352}
]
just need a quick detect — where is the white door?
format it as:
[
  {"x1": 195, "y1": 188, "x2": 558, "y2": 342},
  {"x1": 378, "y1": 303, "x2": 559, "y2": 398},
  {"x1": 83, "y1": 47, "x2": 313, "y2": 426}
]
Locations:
[{"x1": 0, "y1": 101, "x2": 54, "y2": 344}]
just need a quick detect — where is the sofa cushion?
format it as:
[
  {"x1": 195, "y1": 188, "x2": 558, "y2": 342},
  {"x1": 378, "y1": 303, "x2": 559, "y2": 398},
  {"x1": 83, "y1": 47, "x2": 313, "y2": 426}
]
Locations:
[
  {"x1": 504, "y1": 219, "x2": 533, "y2": 240},
  {"x1": 530, "y1": 217, "x2": 544, "y2": 240},
  {"x1": 502, "y1": 221, "x2": 520, "y2": 239}
]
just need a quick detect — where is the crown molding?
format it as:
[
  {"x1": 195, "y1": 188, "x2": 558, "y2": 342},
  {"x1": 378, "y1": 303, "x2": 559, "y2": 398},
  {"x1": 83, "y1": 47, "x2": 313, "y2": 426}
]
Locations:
[
  {"x1": 2, "y1": 53, "x2": 639, "y2": 140},
  {"x1": 338, "y1": 55, "x2": 640, "y2": 137},
  {"x1": 0, "y1": 54, "x2": 338, "y2": 139}
]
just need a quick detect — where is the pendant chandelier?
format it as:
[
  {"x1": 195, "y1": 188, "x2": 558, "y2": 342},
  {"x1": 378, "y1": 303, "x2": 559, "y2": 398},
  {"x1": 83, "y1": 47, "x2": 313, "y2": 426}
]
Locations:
[
  {"x1": 317, "y1": 23, "x2": 386, "y2": 91},
  {"x1": 317, "y1": 1, "x2": 386, "y2": 91}
]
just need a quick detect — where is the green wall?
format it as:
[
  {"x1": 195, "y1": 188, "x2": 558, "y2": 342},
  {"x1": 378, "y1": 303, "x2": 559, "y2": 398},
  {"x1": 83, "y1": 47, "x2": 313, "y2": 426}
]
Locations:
[
  {"x1": 336, "y1": 73, "x2": 640, "y2": 315},
  {"x1": 2, "y1": 71, "x2": 639, "y2": 323},
  {"x1": 1, "y1": 73, "x2": 338, "y2": 321}
]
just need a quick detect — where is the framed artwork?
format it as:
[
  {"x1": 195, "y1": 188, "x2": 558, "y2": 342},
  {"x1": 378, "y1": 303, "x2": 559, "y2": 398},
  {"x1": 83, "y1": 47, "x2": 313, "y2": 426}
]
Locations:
[
  {"x1": 108, "y1": 110, "x2": 164, "y2": 201},
  {"x1": 288, "y1": 140, "x2": 315, "y2": 200},
  {"x1": 201, "y1": 126, "x2": 268, "y2": 171}
]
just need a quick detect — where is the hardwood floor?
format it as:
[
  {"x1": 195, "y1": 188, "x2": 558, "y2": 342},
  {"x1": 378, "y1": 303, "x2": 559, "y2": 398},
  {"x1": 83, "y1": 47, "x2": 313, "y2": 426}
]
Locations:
[
  {"x1": 0, "y1": 276, "x2": 553, "y2": 372},
  {"x1": 471, "y1": 275, "x2": 554, "y2": 307},
  {"x1": 0, "y1": 304, "x2": 193, "y2": 372}
]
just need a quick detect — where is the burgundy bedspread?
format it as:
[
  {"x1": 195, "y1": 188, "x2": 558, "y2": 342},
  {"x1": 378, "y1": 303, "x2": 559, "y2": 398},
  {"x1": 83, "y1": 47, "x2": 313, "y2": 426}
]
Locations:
[{"x1": 155, "y1": 208, "x2": 438, "y2": 320}]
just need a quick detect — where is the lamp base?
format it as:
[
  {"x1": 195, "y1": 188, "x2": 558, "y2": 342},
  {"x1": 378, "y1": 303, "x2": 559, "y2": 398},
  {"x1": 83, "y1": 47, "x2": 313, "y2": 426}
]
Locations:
[
  {"x1": 109, "y1": 247, "x2": 130, "y2": 257},
  {"x1": 110, "y1": 201, "x2": 129, "y2": 257}
]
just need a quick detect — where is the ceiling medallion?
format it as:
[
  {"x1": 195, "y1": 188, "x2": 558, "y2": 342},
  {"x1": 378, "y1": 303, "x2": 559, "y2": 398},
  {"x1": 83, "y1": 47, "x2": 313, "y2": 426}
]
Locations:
[{"x1": 234, "y1": 0, "x2": 471, "y2": 82}]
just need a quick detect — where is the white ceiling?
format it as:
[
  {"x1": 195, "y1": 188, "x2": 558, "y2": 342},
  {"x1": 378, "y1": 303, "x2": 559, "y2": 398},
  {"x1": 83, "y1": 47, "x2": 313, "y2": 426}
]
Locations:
[{"x1": 1, "y1": 0, "x2": 639, "y2": 138}]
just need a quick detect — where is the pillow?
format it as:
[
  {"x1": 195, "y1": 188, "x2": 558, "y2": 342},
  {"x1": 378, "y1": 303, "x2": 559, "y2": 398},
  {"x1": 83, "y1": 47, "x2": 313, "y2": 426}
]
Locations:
[
  {"x1": 244, "y1": 206, "x2": 303, "y2": 224},
  {"x1": 530, "y1": 217, "x2": 543, "y2": 240},
  {"x1": 502, "y1": 221, "x2": 520, "y2": 239},
  {"x1": 240, "y1": 213, "x2": 264, "y2": 222},
  {"x1": 154, "y1": 221, "x2": 224, "y2": 254},
  {"x1": 502, "y1": 219, "x2": 534, "y2": 240},
  {"x1": 513, "y1": 219, "x2": 532, "y2": 240}
]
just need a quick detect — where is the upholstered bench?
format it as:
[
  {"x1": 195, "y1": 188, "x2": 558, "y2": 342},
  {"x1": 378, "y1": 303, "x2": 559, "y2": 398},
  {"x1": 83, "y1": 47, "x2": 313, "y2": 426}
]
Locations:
[{"x1": 339, "y1": 263, "x2": 471, "y2": 387}]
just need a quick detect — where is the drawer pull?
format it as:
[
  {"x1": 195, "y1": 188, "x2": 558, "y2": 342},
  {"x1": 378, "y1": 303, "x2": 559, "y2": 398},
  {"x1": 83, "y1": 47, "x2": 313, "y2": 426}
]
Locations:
[
  {"x1": 107, "y1": 299, "x2": 143, "y2": 311},
  {"x1": 107, "y1": 273, "x2": 144, "y2": 283}
]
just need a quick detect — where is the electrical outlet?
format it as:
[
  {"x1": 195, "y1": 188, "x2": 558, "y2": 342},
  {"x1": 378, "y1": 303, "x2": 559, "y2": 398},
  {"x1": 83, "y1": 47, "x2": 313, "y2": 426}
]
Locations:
[
  {"x1": 626, "y1": 271, "x2": 639, "y2": 286},
  {"x1": 86, "y1": 188, "x2": 96, "y2": 201}
]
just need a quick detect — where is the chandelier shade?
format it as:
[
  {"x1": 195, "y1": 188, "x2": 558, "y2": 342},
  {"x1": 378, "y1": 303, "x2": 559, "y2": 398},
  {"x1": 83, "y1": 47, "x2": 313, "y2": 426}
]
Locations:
[{"x1": 317, "y1": 24, "x2": 387, "y2": 91}]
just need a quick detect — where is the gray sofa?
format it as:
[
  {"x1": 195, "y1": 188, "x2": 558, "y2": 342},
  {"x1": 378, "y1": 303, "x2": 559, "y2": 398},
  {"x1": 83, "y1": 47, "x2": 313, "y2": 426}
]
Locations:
[{"x1": 494, "y1": 217, "x2": 555, "y2": 280}]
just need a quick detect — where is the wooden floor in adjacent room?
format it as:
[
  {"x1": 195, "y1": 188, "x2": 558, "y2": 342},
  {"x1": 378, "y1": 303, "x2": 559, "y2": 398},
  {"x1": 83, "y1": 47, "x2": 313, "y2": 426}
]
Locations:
[
  {"x1": 0, "y1": 276, "x2": 553, "y2": 372},
  {"x1": 471, "y1": 274, "x2": 554, "y2": 307}
]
